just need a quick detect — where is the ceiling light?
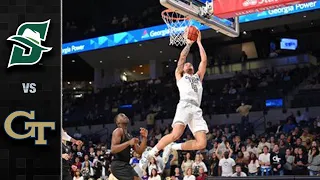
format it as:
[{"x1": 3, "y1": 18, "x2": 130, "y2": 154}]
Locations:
[
  {"x1": 140, "y1": 72, "x2": 144, "y2": 75},
  {"x1": 133, "y1": 70, "x2": 136, "y2": 72},
  {"x1": 100, "y1": 61, "x2": 102, "y2": 63},
  {"x1": 303, "y1": 15, "x2": 306, "y2": 18},
  {"x1": 139, "y1": 44, "x2": 142, "y2": 46},
  {"x1": 127, "y1": 56, "x2": 130, "y2": 59},
  {"x1": 243, "y1": 31, "x2": 247, "y2": 35},
  {"x1": 72, "y1": 60, "x2": 75, "y2": 63},
  {"x1": 166, "y1": 65, "x2": 169, "y2": 68},
  {"x1": 271, "y1": 29, "x2": 274, "y2": 32},
  {"x1": 67, "y1": 82, "x2": 70, "y2": 84},
  {"x1": 311, "y1": 21, "x2": 314, "y2": 25},
  {"x1": 89, "y1": 82, "x2": 92, "y2": 84},
  {"x1": 160, "y1": 51, "x2": 163, "y2": 53},
  {"x1": 139, "y1": 65, "x2": 143, "y2": 67},
  {"x1": 73, "y1": 87, "x2": 76, "y2": 90},
  {"x1": 174, "y1": 60, "x2": 177, "y2": 62}
]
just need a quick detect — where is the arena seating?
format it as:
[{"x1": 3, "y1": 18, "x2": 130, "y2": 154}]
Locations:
[
  {"x1": 63, "y1": 0, "x2": 164, "y2": 42},
  {"x1": 63, "y1": 63, "x2": 316, "y2": 127}
]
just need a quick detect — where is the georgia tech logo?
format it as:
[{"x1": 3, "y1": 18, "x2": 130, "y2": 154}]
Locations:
[{"x1": 4, "y1": 111, "x2": 55, "y2": 145}]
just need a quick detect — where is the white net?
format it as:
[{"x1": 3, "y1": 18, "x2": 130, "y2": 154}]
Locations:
[{"x1": 161, "y1": 9, "x2": 190, "y2": 46}]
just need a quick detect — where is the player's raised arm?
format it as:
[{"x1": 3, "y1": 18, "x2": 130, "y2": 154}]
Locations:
[
  {"x1": 175, "y1": 40, "x2": 193, "y2": 80},
  {"x1": 133, "y1": 128, "x2": 148, "y2": 155},
  {"x1": 196, "y1": 32, "x2": 207, "y2": 81}
]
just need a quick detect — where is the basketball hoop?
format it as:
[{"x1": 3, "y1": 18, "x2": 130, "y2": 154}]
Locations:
[{"x1": 161, "y1": 9, "x2": 190, "y2": 46}]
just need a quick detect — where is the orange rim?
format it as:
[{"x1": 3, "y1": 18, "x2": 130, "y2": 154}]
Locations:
[{"x1": 161, "y1": 9, "x2": 189, "y2": 21}]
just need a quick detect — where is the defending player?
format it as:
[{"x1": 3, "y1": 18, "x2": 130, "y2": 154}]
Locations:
[
  {"x1": 141, "y1": 31, "x2": 208, "y2": 169},
  {"x1": 111, "y1": 113, "x2": 148, "y2": 180},
  {"x1": 62, "y1": 129, "x2": 83, "y2": 180}
]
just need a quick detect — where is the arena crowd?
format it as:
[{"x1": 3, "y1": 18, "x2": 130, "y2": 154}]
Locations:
[{"x1": 66, "y1": 111, "x2": 320, "y2": 180}]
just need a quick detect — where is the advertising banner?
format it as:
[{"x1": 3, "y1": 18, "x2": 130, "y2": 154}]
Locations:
[
  {"x1": 62, "y1": 1, "x2": 320, "y2": 55},
  {"x1": 214, "y1": 0, "x2": 312, "y2": 18}
]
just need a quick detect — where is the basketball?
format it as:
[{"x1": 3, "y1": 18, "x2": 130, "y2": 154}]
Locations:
[{"x1": 186, "y1": 26, "x2": 199, "y2": 42}]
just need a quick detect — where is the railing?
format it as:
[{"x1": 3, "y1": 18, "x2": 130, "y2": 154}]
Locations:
[{"x1": 253, "y1": 114, "x2": 267, "y2": 134}]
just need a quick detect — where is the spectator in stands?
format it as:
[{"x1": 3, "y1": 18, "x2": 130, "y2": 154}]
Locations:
[
  {"x1": 246, "y1": 138, "x2": 258, "y2": 157},
  {"x1": 173, "y1": 167, "x2": 183, "y2": 180},
  {"x1": 88, "y1": 147, "x2": 96, "y2": 162},
  {"x1": 270, "y1": 144, "x2": 286, "y2": 176},
  {"x1": 282, "y1": 119, "x2": 296, "y2": 134},
  {"x1": 146, "y1": 111, "x2": 157, "y2": 130},
  {"x1": 73, "y1": 169, "x2": 84, "y2": 180},
  {"x1": 259, "y1": 146, "x2": 271, "y2": 176},
  {"x1": 236, "y1": 103, "x2": 252, "y2": 128},
  {"x1": 300, "y1": 128, "x2": 314, "y2": 147},
  {"x1": 111, "y1": 17, "x2": 118, "y2": 25},
  {"x1": 121, "y1": 14, "x2": 129, "y2": 28},
  {"x1": 208, "y1": 140, "x2": 219, "y2": 157},
  {"x1": 149, "y1": 168, "x2": 161, "y2": 180},
  {"x1": 76, "y1": 145, "x2": 85, "y2": 161},
  {"x1": 235, "y1": 151, "x2": 248, "y2": 174},
  {"x1": 81, "y1": 161, "x2": 94, "y2": 179},
  {"x1": 218, "y1": 151, "x2": 236, "y2": 177},
  {"x1": 279, "y1": 139, "x2": 287, "y2": 155},
  {"x1": 148, "y1": 157, "x2": 160, "y2": 176},
  {"x1": 130, "y1": 152, "x2": 141, "y2": 167},
  {"x1": 170, "y1": 150, "x2": 179, "y2": 176},
  {"x1": 247, "y1": 153, "x2": 259, "y2": 176},
  {"x1": 192, "y1": 154, "x2": 208, "y2": 176},
  {"x1": 241, "y1": 145, "x2": 250, "y2": 160},
  {"x1": 284, "y1": 148, "x2": 295, "y2": 175},
  {"x1": 307, "y1": 146, "x2": 320, "y2": 176},
  {"x1": 292, "y1": 147, "x2": 308, "y2": 175},
  {"x1": 183, "y1": 168, "x2": 196, "y2": 180},
  {"x1": 196, "y1": 167, "x2": 207, "y2": 180},
  {"x1": 232, "y1": 165, "x2": 247, "y2": 177},
  {"x1": 181, "y1": 152, "x2": 194, "y2": 175},
  {"x1": 232, "y1": 136, "x2": 242, "y2": 158},
  {"x1": 269, "y1": 136, "x2": 276, "y2": 151},
  {"x1": 208, "y1": 152, "x2": 219, "y2": 176},
  {"x1": 73, "y1": 157, "x2": 82, "y2": 170},
  {"x1": 82, "y1": 155, "x2": 93, "y2": 169},
  {"x1": 258, "y1": 136, "x2": 271, "y2": 154}
]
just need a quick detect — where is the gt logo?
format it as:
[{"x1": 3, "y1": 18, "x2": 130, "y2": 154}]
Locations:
[{"x1": 4, "y1": 111, "x2": 55, "y2": 145}]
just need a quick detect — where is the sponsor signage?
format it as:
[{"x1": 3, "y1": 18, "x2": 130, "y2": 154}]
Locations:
[
  {"x1": 62, "y1": 1, "x2": 320, "y2": 55},
  {"x1": 213, "y1": 0, "x2": 313, "y2": 18}
]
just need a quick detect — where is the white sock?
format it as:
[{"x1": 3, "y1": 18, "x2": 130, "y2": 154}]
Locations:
[
  {"x1": 151, "y1": 146, "x2": 159, "y2": 154},
  {"x1": 172, "y1": 143, "x2": 182, "y2": 150}
]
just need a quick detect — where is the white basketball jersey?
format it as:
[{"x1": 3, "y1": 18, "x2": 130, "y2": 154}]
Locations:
[{"x1": 177, "y1": 73, "x2": 203, "y2": 106}]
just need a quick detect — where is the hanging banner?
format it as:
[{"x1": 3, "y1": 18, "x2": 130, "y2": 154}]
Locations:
[{"x1": 213, "y1": 0, "x2": 313, "y2": 18}]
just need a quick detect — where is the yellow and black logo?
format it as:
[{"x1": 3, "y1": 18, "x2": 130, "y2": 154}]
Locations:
[{"x1": 4, "y1": 111, "x2": 55, "y2": 145}]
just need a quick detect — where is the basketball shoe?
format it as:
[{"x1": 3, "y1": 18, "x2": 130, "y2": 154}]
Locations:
[
  {"x1": 139, "y1": 146, "x2": 154, "y2": 171},
  {"x1": 162, "y1": 142, "x2": 174, "y2": 164}
]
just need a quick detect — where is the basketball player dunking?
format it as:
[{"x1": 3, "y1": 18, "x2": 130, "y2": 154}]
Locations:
[
  {"x1": 141, "y1": 31, "x2": 208, "y2": 169},
  {"x1": 111, "y1": 113, "x2": 148, "y2": 180}
]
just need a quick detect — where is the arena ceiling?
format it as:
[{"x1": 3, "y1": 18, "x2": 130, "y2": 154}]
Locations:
[{"x1": 72, "y1": 10, "x2": 320, "y2": 71}]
